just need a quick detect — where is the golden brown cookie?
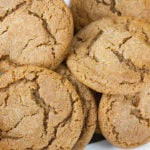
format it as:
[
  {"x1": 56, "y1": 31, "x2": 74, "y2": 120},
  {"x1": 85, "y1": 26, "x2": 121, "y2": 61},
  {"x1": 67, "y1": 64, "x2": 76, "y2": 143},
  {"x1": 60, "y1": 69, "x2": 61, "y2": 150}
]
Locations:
[
  {"x1": 71, "y1": 0, "x2": 150, "y2": 30},
  {"x1": 67, "y1": 17, "x2": 150, "y2": 95},
  {"x1": 99, "y1": 87, "x2": 150, "y2": 148},
  {"x1": 57, "y1": 65, "x2": 97, "y2": 150},
  {"x1": 0, "y1": 66, "x2": 83, "y2": 150},
  {"x1": 0, "y1": 0, "x2": 73, "y2": 71}
]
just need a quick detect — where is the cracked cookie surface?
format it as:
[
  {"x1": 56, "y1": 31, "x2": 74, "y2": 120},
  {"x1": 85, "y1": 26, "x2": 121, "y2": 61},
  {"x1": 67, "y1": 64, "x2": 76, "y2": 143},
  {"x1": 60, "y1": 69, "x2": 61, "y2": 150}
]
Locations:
[
  {"x1": 67, "y1": 17, "x2": 150, "y2": 94},
  {"x1": 0, "y1": 66, "x2": 83, "y2": 150},
  {"x1": 99, "y1": 86, "x2": 150, "y2": 148},
  {"x1": 71, "y1": 0, "x2": 150, "y2": 30},
  {"x1": 0, "y1": 0, "x2": 73, "y2": 72},
  {"x1": 57, "y1": 65, "x2": 97, "y2": 150}
]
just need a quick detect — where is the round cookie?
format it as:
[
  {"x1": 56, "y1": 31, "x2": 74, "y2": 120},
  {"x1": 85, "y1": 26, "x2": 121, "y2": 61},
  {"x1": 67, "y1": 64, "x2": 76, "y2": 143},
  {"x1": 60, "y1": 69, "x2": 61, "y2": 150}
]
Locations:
[
  {"x1": 57, "y1": 65, "x2": 97, "y2": 150},
  {"x1": 99, "y1": 87, "x2": 150, "y2": 148},
  {"x1": 71, "y1": 0, "x2": 150, "y2": 30},
  {"x1": 67, "y1": 17, "x2": 150, "y2": 95},
  {"x1": 0, "y1": 0, "x2": 73, "y2": 71},
  {"x1": 0, "y1": 66, "x2": 83, "y2": 150}
]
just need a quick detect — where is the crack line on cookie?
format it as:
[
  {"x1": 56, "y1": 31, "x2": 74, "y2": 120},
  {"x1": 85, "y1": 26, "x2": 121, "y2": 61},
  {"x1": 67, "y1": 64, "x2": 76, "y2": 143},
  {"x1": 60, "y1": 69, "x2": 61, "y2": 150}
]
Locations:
[
  {"x1": 74, "y1": 85, "x2": 89, "y2": 139},
  {"x1": 82, "y1": 62, "x2": 138, "y2": 87},
  {"x1": 0, "y1": 67, "x2": 45, "y2": 90},
  {"x1": 31, "y1": 78, "x2": 72, "y2": 139},
  {"x1": 130, "y1": 108, "x2": 150, "y2": 126},
  {"x1": 142, "y1": 28, "x2": 150, "y2": 44},
  {"x1": 28, "y1": 11, "x2": 57, "y2": 45},
  {"x1": 96, "y1": 0, "x2": 111, "y2": 5},
  {"x1": 76, "y1": 36, "x2": 87, "y2": 43},
  {"x1": 0, "y1": 1, "x2": 26, "y2": 22},
  {"x1": 110, "y1": 0, "x2": 122, "y2": 16},
  {"x1": 87, "y1": 30, "x2": 103, "y2": 55},
  {"x1": 95, "y1": 0, "x2": 121, "y2": 16},
  {"x1": 36, "y1": 42, "x2": 56, "y2": 59},
  {"x1": 41, "y1": 78, "x2": 77, "y2": 149},
  {"x1": 105, "y1": 96, "x2": 125, "y2": 145},
  {"x1": 110, "y1": 49, "x2": 147, "y2": 83},
  {"x1": 22, "y1": 37, "x2": 37, "y2": 51},
  {"x1": 0, "y1": 135, "x2": 23, "y2": 140},
  {"x1": 32, "y1": 85, "x2": 50, "y2": 135},
  {"x1": 36, "y1": 41, "x2": 51, "y2": 48},
  {"x1": 4, "y1": 93, "x2": 9, "y2": 107},
  {"x1": 118, "y1": 36, "x2": 132, "y2": 48},
  {"x1": 0, "y1": 26, "x2": 9, "y2": 35},
  {"x1": 5, "y1": 112, "x2": 39, "y2": 135},
  {"x1": 42, "y1": 90, "x2": 76, "y2": 149}
]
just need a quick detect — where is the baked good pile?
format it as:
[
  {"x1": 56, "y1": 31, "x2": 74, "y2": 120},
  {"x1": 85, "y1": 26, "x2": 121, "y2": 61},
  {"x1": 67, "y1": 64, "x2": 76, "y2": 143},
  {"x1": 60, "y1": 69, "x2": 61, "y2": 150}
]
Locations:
[{"x1": 0, "y1": 0, "x2": 150, "y2": 149}]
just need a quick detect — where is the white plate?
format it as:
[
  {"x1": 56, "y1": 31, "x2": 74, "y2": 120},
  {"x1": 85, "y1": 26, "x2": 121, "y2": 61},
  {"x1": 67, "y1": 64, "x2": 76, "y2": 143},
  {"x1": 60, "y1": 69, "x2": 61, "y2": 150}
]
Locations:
[{"x1": 64, "y1": 0, "x2": 150, "y2": 149}]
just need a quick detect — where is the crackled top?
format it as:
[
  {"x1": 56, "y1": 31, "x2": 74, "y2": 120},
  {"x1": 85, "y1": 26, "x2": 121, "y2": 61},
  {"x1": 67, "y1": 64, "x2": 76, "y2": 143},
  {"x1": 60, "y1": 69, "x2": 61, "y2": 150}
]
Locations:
[
  {"x1": 71, "y1": 0, "x2": 150, "y2": 30},
  {"x1": 0, "y1": 66, "x2": 83, "y2": 150},
  {"x1": 99, "y1": 87, "x2": 150, "y2": 148},
  {"x1": 57, "y1": 65, "x2": 97, "y2": 150},
  {"x1": 0, "y1": 0, "x2": 73, "y2": 71},
  {"x1": 67, "y1": 17, "x2": 150, "y2": 94}
]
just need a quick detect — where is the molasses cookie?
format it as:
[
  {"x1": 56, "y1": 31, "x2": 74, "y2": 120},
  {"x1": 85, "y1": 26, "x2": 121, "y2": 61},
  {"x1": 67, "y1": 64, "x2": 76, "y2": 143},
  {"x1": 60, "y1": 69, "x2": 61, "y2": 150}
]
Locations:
[
  {"x1": 99, "y1": 87, "x2": 150, "y2": 148},
  {"x1": 0, "y1": 0, "x2": 73, "y2": 72},
  {"x1": 57, "y1": 65, "x2": 97, "y2": 150},
  {"x1": 71, "y1": 0, "x2": 150, "y2": 30},
  {"x1": 67, "y1": 17, "x2": 150, "y2": 94},
  {"x1": 0, "y1": 66, "x2": 83, "y2": 150}
]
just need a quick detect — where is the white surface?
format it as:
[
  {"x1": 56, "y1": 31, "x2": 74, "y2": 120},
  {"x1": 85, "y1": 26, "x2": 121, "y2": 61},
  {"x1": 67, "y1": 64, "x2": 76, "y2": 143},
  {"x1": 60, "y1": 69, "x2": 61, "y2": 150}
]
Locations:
[
  {"x1": 86, "y1": 141, "x2": 150, "y2": 150},
  {"x1": 64, "y1": 0, "x2": 70, "y2": 6},
  {"x1": 64, "y1": 0, "x2": 150, "y2": 149}
]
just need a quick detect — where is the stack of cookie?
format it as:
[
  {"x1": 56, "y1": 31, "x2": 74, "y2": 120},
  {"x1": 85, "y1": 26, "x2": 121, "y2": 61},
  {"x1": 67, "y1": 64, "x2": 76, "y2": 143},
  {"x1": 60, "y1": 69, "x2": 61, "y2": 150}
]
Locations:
[
  {"x1": 0, "y1": 0, "x2": 97, "y2": 150},
  {"x1": 69, "y1": 0, "x2": 150, "y2": 149},
  {"x1": 1, "y1": 0, "x2": 150, "y2": 149}
]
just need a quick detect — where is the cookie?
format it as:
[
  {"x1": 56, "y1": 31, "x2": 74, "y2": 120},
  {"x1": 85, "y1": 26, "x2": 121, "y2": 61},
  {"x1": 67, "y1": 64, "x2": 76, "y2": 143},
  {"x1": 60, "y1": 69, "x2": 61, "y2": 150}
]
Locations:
[
  {"x1": 71, "y1": 0, "x2": 150, "y2": 30},
  {"x1": 57, "y1": 65, "x2": 97, "y2": 150},
  {"x1": 0, "y1": 0, "x2": 73, "y2": 71},
  {"x1": 67, "y1": 17, "x2": 150, "y2": 94},
  {"x1": 99, "y1": 86, "x2": 150, "y2": 148},
  {"x1": 0, "y1": 66, "x2": 83, "y2": 150}
]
